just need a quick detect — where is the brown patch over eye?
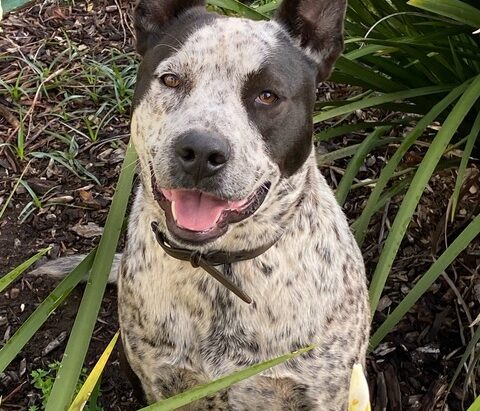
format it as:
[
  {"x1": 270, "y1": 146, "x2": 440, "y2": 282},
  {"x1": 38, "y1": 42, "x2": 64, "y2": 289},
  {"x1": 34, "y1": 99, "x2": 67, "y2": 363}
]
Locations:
[
  {"x1": 160, "y1": 73, "x2": 181, "y2": 88},
  {"x1": 256, "y1": 90, "x2": 278, "y2": 105}
]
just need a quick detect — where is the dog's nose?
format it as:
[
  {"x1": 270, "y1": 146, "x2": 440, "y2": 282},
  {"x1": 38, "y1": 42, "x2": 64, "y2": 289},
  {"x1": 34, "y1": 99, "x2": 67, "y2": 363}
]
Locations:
[{"x1": 174, "y1": 131, "x2": 230, "y2": 180}]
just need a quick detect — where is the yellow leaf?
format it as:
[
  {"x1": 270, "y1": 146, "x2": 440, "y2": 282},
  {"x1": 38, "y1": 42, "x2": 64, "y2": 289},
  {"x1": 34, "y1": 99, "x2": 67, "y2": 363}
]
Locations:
[
  {"x1": 348, "y1": 364, "x2": 371, "y2": 411},
  {"x1": 68, "y1": 331, "x2": 119, "y2": 411}
]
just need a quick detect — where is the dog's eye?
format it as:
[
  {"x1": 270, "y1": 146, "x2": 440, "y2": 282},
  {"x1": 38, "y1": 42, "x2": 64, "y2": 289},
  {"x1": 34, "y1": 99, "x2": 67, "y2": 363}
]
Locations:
[
  {"x1": 255, "y1": 90, "x2": 278, "y2": 105},
  {"x1": 160, "y1": 73, "x2": 181, "y2": 88}
]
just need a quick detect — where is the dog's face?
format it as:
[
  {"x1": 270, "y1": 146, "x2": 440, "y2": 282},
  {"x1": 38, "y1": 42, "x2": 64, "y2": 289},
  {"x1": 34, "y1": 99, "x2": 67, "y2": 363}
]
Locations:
[{"x1": 131, "y1": 0, "x2": 347, "y2": 245}]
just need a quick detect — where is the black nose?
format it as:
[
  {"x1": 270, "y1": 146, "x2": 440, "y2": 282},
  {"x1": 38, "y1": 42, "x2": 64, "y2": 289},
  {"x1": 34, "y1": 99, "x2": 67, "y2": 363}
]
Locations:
[{"x1": 174, "y1": 130, "x2": 230, "y2": 181}]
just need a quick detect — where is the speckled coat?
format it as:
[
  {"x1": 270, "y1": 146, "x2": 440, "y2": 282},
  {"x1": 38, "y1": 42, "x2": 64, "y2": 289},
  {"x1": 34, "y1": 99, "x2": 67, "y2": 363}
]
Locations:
[{"x1": 118, "y1": 0, "x2": 370, "y2": 409}]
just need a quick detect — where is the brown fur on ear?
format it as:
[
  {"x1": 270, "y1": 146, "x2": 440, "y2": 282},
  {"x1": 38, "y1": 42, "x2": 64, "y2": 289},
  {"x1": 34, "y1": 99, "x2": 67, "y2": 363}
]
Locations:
[
  {"x1": 134, "y1": 0, "x2": 205, "y2": 55},
  {"x1": 275, "y1": 0, "x2": 347, "y2": 81}
]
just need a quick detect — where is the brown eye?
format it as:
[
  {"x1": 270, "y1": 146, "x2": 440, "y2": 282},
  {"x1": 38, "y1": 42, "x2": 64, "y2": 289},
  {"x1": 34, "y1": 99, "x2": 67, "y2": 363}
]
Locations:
[
  {"x1": 161, "y1": 73, "x2": 181, "y2": 88},
  {"x1": 256, "y1": 90, "x2": 278, "y2": 105}
]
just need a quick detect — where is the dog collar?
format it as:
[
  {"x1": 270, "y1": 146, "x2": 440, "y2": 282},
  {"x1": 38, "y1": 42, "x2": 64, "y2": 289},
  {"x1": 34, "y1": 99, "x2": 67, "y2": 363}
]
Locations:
[{"x1": 151, "y1": 222, "x2": 280, "y2": 304}]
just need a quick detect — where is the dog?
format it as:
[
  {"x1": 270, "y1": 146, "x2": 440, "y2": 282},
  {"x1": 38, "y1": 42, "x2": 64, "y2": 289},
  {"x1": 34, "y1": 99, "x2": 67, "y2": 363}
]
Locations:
[{"x1": 37, "y1": 0, "x2": 370, "y2": 409}]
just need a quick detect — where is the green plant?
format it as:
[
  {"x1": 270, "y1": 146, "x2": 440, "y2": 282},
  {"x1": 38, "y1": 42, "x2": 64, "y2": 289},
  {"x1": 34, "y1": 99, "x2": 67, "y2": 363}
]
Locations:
[
  {"x1": 0, "y1": 31, "x2": 134, "y2": 177},
  {"x1": 336, "y1": 0, "x2": 480, "y2": 341},
  {"x1": 0, "y1": 247, "x2": 51, "y2": 293},
  {"x1": 31, "y1": 361, "x2": 62, "y2": 408},
  {"x1": 329, "y1": 0, "x2": 479, "y2": 403},
  {"x1": 467, "y1": 394, "x2": 480, "y2": 411},
  {"x1": 45, "y1": 143, "x2": 137, "y2": 410},
  {"x1": 0, "y1": 68, "x2": 29, "y2": 102},
  {"x1": 30, "y1": 361, "x2": 103, "y2": 410},
  {"x1": 0, "y1": 161, "x2": 31, "y2": 220}
]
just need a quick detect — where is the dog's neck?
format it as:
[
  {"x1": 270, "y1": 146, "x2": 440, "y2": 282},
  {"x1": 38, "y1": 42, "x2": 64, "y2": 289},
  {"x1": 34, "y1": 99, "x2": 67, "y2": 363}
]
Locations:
[{"x1": 150, "y1": 222, "x2": 283, "y2": 303}]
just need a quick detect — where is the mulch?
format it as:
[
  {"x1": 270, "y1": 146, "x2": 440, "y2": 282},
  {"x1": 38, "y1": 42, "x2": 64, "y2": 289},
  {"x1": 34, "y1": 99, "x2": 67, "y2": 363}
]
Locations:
[{"x1": 0, "y1": 1, "x2": 479, "y2": 410}]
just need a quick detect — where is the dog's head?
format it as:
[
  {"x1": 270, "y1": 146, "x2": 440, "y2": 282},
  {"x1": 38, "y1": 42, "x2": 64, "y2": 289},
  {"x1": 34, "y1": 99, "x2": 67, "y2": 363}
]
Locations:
[{"x1": 131, "y1": 0, "x2": 347, "y2": 246}]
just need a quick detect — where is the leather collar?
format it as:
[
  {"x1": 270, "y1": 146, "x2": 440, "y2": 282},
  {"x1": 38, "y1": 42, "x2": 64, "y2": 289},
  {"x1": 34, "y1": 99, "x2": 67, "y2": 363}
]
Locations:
[{"x1": 151, "y1": 222, "x2": 280, "y2": 304}]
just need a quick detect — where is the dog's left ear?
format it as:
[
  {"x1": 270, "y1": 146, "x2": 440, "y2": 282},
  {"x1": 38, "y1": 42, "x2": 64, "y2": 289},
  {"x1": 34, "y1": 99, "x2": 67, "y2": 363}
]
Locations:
[
  {"x1": 135, "y1": 0, "x2": 205, "y2": 56},
  {"x1": 275, "y1": 0, "x2": 347, "y2": 81}
]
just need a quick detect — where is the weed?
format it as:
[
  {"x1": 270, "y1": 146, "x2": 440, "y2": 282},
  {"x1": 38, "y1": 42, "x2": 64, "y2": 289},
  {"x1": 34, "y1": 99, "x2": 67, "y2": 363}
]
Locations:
[
  {"x1": 30, "y1": 361, "x2": 104, "y2": 410},
  {"x1": 31, "y1": 362, "x2": 61, "y2": 408}
]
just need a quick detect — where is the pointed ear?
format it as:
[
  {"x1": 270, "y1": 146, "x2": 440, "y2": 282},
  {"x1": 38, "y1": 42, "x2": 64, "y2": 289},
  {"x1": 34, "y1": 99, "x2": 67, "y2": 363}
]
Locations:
[
  {"x1": 275, "y1": 0, "x2": 347, "y2": 81},
  {"x1": 134, "y1": 0, "x2": 205, "y2": 56}
]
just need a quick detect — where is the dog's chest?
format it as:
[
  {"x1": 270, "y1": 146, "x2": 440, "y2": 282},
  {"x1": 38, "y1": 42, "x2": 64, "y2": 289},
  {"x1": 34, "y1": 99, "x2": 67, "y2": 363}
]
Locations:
[
  {"x1": 118, "y1": 171, "x2": 367, "y2": 389},
  {"x1": 119, "y1": 236, "x2": 338, "y2": 377}
]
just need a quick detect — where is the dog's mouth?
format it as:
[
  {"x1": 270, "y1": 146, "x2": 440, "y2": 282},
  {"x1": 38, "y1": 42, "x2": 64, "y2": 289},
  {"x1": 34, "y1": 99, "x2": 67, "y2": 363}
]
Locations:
[{"x1": 152, "y1": 180, "x2": 270, "y2": 244}]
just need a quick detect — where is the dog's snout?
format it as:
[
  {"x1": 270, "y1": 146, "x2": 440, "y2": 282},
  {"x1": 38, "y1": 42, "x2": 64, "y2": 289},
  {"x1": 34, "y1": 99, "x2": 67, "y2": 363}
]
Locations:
[{"x1": 174, "y1": 131, "x2": 230, "y2": 181}]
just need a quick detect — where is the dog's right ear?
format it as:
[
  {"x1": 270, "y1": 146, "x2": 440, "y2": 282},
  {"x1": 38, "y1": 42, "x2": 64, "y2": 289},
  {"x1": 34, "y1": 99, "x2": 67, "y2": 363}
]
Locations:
[
  {"x1": 275, "y1": 0, "x2": 347, "y2": 81},
  {"x1": 134, "y1": 0, "x2": 205, "y2": 56}
]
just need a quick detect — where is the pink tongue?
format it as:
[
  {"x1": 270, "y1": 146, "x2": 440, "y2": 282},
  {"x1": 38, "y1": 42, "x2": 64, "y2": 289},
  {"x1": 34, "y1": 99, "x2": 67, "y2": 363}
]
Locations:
[{"x1": 169, "y1": 190, "x2": 230, "y2": 232}]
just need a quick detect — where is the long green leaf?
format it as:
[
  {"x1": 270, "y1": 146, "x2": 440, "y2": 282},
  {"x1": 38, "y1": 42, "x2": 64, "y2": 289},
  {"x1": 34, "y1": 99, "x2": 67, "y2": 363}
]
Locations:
[
  {"x1": 139, "y1": 345, "x2": 315, "y2": 411},
  {"x1": 351, "y1": 178, "x2": 412, "y2": 232},
  {"x1": 255, "y1": 1, "x2": 280, "y2": 14},
  {"x1": 334, "y1": 56, "x2": 404, "y2": 92},
  {"x1": 0, "y1": 247, "x2": 51, "y2": 293},
  {"x1": 316, "y1": 137, "x2": 400, "y2": 164},
  {"x1": 0, "y1": 0, "x2": 33, "y2": 15},
  {"x1": 336, "y1": 127, "x2": 391, "y2": 206},
  {"x1": 467, "y1": 394, "x2": 480, "y2": 411},
  {"x1": 348, "y1": 0, "x2": 378, "y2": 26},
  {"x1": 347, "y1": 38, "x2": 480, "y2": 68},
  {"x1": 448, "y1": 324, "x2": 480, "y2": 394},
  {"x1": 348, "y1": 36, "x2": 480, "y2": 62},
  {"x1": 0, "y1": 160, "x2": 31, "y2": 220},
  {"x1": 361, "y1": 55, "x2": 426, "y2": 89},
  {"x1": 207, "y1": 0, "x2": 268, "y2": 20},
  {"x1": 45, "y1": 142, "x2": 137, "y2": 411},
  {"x1": 351, "y1": 157, "x2": 460, "y2": 190},
  {"x1": 353, "y1": 81, "x2": 470, "y2": 245},
  {"x1": 345, "y1": 44, "x2": 393, "y2": 61},
  {"x1": 315, "y1": 119, "x2": 412, "y2": 142},
  {"x1": 0, "y1": 251, "x2": 96, "y2": 373},
  {"x1": 330, "y1": 71, "x2": 378, "y2": 91},
  {"x1": 313, "y1": 85, "x2": 452, "y2": 124},
  {"x1": 408, "y1": 0, "x2": 480, "y2": 29},
  {"x1": 368, "y1": 75, "x2": 480, "y2": 314},
  {"x1": 19, "y1": 180, "x2": 42, "y2": 208},
  {"x1": 369, "y1": 213, "x2": 480, "y2": 349},
  {"x1": 451, "y1": 110, "x2": 480, "y2": 219}
]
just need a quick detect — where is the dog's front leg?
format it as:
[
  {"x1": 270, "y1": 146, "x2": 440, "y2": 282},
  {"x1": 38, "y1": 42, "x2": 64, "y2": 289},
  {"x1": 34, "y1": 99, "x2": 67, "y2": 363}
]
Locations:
[
  {"x1": 121, "y1": 331, "x2": 229, "y2": 409},
  {"x1": 229, "y1": 376, "x2": 315, "y2": 410},
  {"x1": 146, "y1": 365, "x2": 229, "y2": 410},
  {"x1": 118, "y1": 272, "x2": 229, "y2": 409}
]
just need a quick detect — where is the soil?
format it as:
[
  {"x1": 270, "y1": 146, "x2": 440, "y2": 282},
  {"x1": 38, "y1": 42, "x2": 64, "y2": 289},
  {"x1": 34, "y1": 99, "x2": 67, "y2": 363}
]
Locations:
[{"x1": 0, "y1": 1, "x2": 479, "y2": 411}]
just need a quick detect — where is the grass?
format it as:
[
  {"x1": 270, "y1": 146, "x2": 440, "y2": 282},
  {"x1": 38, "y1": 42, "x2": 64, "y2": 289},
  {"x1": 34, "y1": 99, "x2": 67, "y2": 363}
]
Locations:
[
  {"x1": 0, "y1": 0, "x2": 479, "y2": 409},
  {"x1": 0, "y1": 39, "x2": 135, "y2": 181}
]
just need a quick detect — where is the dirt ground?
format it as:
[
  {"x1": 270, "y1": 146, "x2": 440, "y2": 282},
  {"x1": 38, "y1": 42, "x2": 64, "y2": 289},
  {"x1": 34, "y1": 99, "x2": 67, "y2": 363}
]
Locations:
[{"x1": 1, "y1": 1, "x2": 479, "y2": 410}]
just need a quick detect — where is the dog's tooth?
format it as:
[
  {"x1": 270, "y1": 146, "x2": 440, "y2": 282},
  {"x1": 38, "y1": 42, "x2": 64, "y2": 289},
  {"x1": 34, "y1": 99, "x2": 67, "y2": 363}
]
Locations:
[{"x1": 171, "y1": 201, "x2": 177, "y2": 222}]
